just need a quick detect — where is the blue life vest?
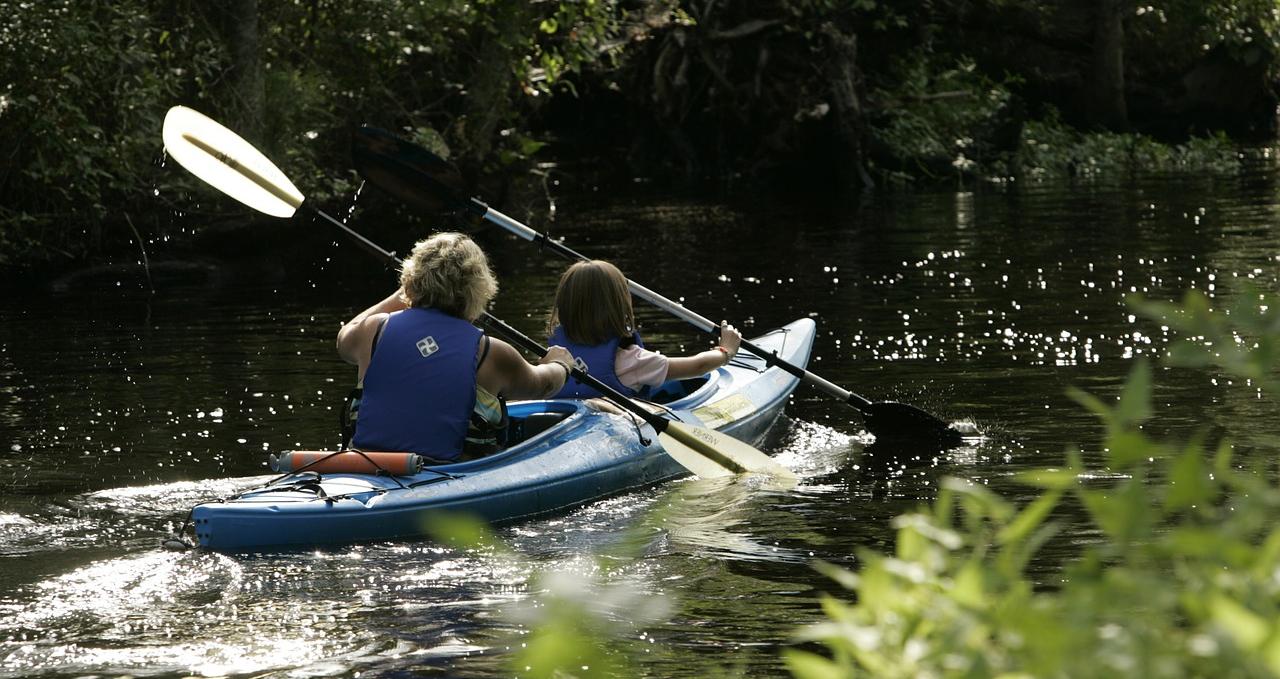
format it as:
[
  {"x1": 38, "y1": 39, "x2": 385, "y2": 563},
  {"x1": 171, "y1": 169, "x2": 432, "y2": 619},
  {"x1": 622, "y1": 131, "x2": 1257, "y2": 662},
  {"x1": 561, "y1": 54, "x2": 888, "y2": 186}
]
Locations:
[
  {"x1": 548, "y1": 326, "x2": 643, "y2": 399},
  {"x1": 352, "y1": 308, "x2": 480, "y2": 460}
]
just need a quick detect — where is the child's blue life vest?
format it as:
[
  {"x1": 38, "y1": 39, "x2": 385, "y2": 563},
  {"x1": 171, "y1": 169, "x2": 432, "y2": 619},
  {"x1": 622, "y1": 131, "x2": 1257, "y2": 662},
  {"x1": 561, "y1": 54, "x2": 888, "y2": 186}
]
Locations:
[{"x1": 547, "y1": 326, "x2": 644, "y2": 399}]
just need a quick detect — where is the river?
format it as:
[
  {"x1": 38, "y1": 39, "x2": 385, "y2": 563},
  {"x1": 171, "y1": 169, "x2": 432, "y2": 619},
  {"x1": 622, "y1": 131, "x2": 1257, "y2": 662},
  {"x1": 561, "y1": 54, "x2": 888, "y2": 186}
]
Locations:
[{"x1": 2, "y1": 170, "x2": 1278, "y2": 677}]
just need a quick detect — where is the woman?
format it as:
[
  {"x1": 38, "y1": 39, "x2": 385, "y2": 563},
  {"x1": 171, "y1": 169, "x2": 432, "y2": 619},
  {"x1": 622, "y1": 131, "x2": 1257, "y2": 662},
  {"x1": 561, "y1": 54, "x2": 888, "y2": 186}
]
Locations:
[
  {"x1": 546, "y1": 259, "x2": 741, "y2": 399},
  {"x1": 337, "y1": 232, "x2": 573, "y2": 461}
]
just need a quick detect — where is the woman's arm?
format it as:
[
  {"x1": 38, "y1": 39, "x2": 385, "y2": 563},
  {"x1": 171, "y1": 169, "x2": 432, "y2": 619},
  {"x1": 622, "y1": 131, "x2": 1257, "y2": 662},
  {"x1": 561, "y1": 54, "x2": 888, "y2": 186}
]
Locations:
[
  {"x1": 336, "y1": 288, "x2": 408, "y2": 369},
  {"x1": 478, "y1": 339, "x2": 574, "y2": 399}
]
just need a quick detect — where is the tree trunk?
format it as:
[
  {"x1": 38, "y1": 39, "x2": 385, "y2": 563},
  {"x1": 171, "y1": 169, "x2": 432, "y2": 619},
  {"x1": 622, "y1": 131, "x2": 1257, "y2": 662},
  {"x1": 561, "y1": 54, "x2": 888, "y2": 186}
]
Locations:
[
  {"x1": 1089, "y1": 0, "x2": 1128, "y2": 131},
  {"x1": 457, "y1": 3, "x2": 538, "y2": 169},
  {"x1": 821, "y1": 23, "x2": 874, "y2": 189},
  {"x1": 213, "y1": 0, "x2": 263, "y2": 142}
]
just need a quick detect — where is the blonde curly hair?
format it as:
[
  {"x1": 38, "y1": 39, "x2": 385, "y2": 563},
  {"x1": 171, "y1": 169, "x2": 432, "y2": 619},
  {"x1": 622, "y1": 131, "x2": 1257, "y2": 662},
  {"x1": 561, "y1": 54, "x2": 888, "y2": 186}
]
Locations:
[{"x1": 399, "y1": 232, "x2": 498, "y2": 321}]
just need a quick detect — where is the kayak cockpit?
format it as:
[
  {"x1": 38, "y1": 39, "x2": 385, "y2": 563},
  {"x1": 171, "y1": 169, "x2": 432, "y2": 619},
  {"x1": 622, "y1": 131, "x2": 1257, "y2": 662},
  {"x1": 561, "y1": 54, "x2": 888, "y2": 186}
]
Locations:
[
  {"x1": 503, "y1": 400, "x2": 582, "y2": 448},
  {"x1": 480, "y1": 373, "x2": 717, "y2": 458},
  {"x1": 647, "y1": 374, "x2": 712, "y2": 405}
]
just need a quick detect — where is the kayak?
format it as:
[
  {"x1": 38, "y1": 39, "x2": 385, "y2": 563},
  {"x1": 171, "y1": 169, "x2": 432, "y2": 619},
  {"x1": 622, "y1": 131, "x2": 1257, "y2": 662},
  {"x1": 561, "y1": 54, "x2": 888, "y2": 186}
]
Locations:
[{"x1": 190, "y1": 318, "x2": 815, "y2": 552}]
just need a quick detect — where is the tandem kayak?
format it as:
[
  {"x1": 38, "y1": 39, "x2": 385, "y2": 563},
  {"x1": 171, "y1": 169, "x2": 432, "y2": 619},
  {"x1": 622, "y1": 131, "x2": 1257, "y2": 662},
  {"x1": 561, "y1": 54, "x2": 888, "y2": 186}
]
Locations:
[{"x1": 189, "y1": 318, "x2": 816, "y2": 552}]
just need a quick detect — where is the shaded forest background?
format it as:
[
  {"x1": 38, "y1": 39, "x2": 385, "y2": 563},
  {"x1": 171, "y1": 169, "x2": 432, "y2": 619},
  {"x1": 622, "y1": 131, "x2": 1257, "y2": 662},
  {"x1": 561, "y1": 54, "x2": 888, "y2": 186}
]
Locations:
[{"x1": 1, "y1": 0, "x2": 1278, "y2": 272}]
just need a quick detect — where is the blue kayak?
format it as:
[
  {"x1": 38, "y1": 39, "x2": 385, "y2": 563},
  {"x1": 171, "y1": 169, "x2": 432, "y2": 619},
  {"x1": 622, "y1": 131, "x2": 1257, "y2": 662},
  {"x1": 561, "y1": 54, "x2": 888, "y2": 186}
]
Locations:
[{"x1": 191, "y1": 318, "x2": 815, "y2": 552}]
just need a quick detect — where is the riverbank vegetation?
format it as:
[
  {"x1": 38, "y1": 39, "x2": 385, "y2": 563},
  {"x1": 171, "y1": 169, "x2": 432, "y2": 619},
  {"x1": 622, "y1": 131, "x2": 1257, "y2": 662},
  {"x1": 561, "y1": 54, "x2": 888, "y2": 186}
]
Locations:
[
  {"x1": 2, "y1": 1, "x2": 1279, "y2": 269},
  {"x1": 786, "y1": 288, "x2": 1280, "y2": 677}
]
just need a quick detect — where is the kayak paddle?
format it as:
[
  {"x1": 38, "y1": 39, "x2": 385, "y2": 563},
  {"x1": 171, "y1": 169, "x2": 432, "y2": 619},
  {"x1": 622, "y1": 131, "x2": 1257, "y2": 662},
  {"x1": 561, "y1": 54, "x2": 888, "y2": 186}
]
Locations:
[
  {"x1": 160, "y1": 105, "x2": 793, "y2": 480},
  {"x1": 350, "y1": 126, "x2": 965, "y2": 447}
]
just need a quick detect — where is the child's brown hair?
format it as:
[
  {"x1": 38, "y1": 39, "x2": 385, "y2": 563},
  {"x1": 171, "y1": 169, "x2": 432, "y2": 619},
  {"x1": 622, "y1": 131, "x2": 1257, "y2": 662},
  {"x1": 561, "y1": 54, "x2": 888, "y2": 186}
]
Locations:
[{"x1": 548, "y1": 260, "x2": 635, "y2": 345}]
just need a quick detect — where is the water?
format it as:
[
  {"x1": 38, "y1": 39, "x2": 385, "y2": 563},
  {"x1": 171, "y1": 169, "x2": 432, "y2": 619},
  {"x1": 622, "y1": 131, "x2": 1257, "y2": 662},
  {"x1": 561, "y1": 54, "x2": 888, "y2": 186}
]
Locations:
[{"x1": 2, "y1": 172, "x2": 1279, "y2": 677}]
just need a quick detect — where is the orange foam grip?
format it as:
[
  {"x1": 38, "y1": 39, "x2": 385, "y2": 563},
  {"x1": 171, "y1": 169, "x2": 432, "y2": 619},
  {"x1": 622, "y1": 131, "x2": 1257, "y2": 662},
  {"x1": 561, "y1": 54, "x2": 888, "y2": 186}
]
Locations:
[{"x1": 281, "y1": 451, "x2": 423, "y2": 475}]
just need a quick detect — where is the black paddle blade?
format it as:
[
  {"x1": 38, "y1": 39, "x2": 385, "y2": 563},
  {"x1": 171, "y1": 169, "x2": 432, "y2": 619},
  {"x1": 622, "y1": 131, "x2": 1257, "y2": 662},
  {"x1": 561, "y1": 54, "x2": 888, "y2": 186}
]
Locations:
[
  {"x1": 351, "y1": 125, "x2": 468, "y2": 214},
  {"x1": 862, "y1": 401, "x2": 963, "y2": 447}
]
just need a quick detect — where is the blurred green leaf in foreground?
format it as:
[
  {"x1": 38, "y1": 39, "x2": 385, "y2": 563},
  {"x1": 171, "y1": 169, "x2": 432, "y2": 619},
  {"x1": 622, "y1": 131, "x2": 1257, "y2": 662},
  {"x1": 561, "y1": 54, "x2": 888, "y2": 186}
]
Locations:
[{"x1": 789, "y1": 287, "x2": 1280, "y2": 678}]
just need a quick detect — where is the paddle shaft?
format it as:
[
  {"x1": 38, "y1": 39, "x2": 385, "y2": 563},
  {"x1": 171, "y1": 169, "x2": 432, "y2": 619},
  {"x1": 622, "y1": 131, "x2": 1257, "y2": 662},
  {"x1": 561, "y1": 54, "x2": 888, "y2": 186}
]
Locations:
[
  {"x1": 463, "y1": 199, "x2": 876, "y2": 411},
  {"x1": 303, "y1": 202, "x2": 680, "y2": 436}
]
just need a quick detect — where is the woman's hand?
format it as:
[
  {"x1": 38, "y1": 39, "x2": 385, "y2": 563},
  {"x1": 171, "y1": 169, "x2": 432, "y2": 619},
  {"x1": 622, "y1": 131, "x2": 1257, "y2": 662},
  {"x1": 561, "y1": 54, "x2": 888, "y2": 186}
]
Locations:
[
  {"x1": 478, "y1": 341, "x2": 575, "y2": 400},
  {"x1": 336, "y1": 287, "x2": 410, "y2": 371},
  {"x1": 540, "y1": 345, "x2": 575, "y2": 389}
]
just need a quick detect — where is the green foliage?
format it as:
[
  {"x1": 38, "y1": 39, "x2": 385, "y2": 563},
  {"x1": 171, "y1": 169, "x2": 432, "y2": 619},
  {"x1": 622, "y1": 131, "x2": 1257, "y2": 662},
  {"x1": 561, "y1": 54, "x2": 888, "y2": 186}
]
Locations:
[
  {"x1": 0, "y1": 0, "x2": 630, "y2": 266},
  {"x1": 229, "y1": 0, "x2": 627, "y2": 177},
  {"x1": 1133, "y1": 287, "x2": 1280, "y2": 394},
  {"x1": 529, "y1": 1, "x2": 623, "y2": 92},
  {"x1": 4, "y1": 0, "x2": 1279, "y2": 266},
  {"x1": 1201, "y1": 0, "x2": 1280, "y2": 62},
  {"x1": 1015, "y1": 114, "x2": 1245, "y2": 180},
  {"x1": 867, "y1": 56, "x2": 1015, "y2": 181},
  {"x1": 792, "y1": 289, "x2": 1280, "y2": 678},
  {"x1": 1131, "y1": 0, "x2": 1280, "y2": 75},
  {"x1": 0, "y1": 0, "x2": 224, "y2": 264}
]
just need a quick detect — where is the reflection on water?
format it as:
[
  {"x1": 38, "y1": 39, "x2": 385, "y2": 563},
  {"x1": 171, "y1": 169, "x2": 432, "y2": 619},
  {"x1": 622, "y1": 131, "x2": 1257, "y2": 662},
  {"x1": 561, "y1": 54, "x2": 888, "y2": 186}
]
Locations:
[
  {"x1": 2, "y1": 547, "x2": 412, "y2": 677},
  {"x1": 2, "y1": 172, "x2": 1280, "y2": 676}
]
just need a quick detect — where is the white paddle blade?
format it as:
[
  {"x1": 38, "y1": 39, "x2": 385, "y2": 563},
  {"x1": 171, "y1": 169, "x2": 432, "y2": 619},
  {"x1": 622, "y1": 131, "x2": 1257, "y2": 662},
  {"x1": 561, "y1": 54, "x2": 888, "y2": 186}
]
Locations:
[
  {"x1": 658, "y1": 430, "x2": 737, "y2": 479},
  {"x1": 660, "y1": 421, "x2": 796, "y2": 480},
  {"x1": 162, "y1": 106, "x2": 304, "y2": 218}
]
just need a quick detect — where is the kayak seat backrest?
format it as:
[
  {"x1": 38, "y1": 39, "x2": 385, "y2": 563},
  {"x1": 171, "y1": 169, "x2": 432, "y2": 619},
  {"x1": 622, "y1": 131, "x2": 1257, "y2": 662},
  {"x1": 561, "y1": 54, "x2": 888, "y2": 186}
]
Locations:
[
  {"x1": 647, "y1": 376, "x2": 709, "y2": 404},
  {"x1": 520, "y1": 412, "x2": 570, "y2": 440},
  {"x1": 504, "y1": 411, "x2": 573, "y2": 445}
]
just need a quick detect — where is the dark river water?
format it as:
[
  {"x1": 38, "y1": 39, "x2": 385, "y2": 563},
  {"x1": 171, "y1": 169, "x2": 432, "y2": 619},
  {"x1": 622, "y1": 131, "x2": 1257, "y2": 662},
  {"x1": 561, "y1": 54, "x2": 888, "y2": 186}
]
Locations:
[{"x1": 2, "y1": 171, "x2": 1278, "y2": 677}]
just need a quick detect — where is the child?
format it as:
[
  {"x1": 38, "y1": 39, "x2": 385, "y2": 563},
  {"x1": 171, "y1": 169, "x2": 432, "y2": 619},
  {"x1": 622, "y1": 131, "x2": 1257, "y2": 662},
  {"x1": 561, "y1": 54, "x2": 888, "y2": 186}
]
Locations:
[{"x1": 546, "y1": 260, "x2": 741, "y2": 399}]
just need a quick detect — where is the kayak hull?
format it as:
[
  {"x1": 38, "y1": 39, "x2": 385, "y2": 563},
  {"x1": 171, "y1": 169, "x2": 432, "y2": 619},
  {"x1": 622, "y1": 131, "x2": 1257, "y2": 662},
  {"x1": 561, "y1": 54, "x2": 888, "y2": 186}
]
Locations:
[{"x1": 192, "y1": 318, "x2": 816, "y2": 552}]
